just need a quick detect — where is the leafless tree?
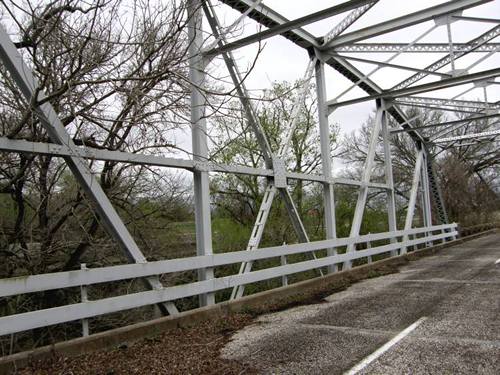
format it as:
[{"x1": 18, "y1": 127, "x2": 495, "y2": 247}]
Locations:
[
  {"x1": 0, "y1": 0, "x2": 194, "y2": 271},
  {"x1": 0, "y1": 0, "x2": 204, "y2": 348}
]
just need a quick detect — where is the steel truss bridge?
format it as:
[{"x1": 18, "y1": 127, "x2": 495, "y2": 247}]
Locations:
[{"x1": 0, "y1": 0, "x2": 498, "y2": 341}]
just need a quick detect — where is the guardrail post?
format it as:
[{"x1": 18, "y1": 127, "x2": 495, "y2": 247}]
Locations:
[
  {"x1": 281, "y1": 253, "x2": 288, "y2": 287},
  {"x1": 441, "y1": 228, "x2": 447, "y2": 243},
  {"x1": 80, "y1": 263, "x2": 89, "y2": 337},
  {"x1": 367, "y1": 233, "x2": 372, "y2": 263}
]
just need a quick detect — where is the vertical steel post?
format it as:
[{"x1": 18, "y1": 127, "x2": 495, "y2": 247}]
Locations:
[
  {"x1": 402, "y1": 149, "x2": 424, "y2": 254},
  {"x1": 421, "y1": 149, "x2": 433, "y2": 246},
  {"x1": 315, "y1": 59, "x2": 338, "y2": 273},
  {"x1": 421, "y1": 150, "x2": 433, "y2": 228},
  {"x1": 344, "y1": 99, "x2": 384, "y2": 269},
  {"x1": 380, "y1": 100, "x2": 398, "y2": 255},
  {"x1": 188, "y1": 0, "x2": 215, "y2": 306}
]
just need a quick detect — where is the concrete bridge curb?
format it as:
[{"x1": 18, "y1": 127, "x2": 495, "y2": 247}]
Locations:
[{"x1": 0, "y1": 227, "x2": 497, "y2": 374}]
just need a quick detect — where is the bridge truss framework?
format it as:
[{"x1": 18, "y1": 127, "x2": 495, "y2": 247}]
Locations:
[{"x1": 0, "y1": 0, "x2": 498, "y2": 339}]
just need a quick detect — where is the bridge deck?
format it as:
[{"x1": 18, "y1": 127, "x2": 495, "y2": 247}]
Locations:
[{"x1": 222, "y1": 233, "x2": 500, "y2": 374}]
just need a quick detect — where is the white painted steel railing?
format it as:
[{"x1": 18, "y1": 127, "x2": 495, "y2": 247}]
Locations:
[{"x1": 0, "y1": 223, "x2": 457, "y2": 336}]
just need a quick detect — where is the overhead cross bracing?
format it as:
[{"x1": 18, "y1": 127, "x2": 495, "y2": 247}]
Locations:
[
  {"x1": 0, "y1": 0, "x2": 498, "y2": 349},
  {"x1": 334, "y1": 42, "x2": 500, "y2": 53}
]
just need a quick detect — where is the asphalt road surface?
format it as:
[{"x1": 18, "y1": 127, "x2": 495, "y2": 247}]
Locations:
[{"x1": 222, "y1": 233, "x2": 500, "y2": 374}]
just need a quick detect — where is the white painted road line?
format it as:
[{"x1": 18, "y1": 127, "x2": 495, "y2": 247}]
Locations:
[
  {"x1": 495, "y1": 258, "x2": 500, "y2": 265},
  {"x1": 343, "y1": 317, "x2": 428, "y2": 375}
]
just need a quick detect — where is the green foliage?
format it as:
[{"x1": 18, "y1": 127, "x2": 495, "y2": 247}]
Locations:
[{"x1": 212, "y1": 218, "x2": 252, "y2": 254}]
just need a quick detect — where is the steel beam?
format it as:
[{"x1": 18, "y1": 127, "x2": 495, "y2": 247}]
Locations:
[
  {"x1": 0, "y1": 137, "x2": 395, "y2": 189},
  {"x1": 381, "y1": 100, "x2": 398, "y2": 256},
  {"x1": 394, "y1": 96, "x2": 500, "y2": 111},
  {"x1": 433, "y1": 129, "x2": 500, "y2": 143},
  {"x1": 394, "y1": 103, "x2": 487, "y2": 115},
  {"x1": 321, "y1": 0, "x2": 491, "y2": 49},
  {"x1": 329, "y1": 53, "x2": 452, "y2": 77},
  {"x1": 315, "y1": 60, "x2": 337, "y2": 273},
  {"x1": 333, "y1": 43, "x2": 500, "y2": 53},
  {"x1": 205, "y1": 0, "x2": 376, "y2": 56},
  {"x1": 322, "y1": 1, "x2": 378, "y2": 45},
  {"x1": 429, "y1": 89, "x2": 498, "y2": 140},
  {"x1": 202, "y1": 0, "x2": 263, "y2": 54},
  {"x1": 188, "y1": 0, "x2": 215, "y2": 306},
  {"x1": 203, "y1": 1, "x2": 273, "y2": 165},
  {"x1": 401, "y1": 149, "x2": 424, "y2": 254},
  {"x1": 421, "y1": 150, "x2": 433, "y2": 228},
  {"x1": 391, "y1": 113, "x2": 500, "y2": 134},
  {"x1": 391, "y1": 23, "x2": 500, "y2": 90},
  {"x1": 423, "y1": 146, "x2": 448, "y2": 224},
  {"x1": 444, "y1": 140, "x2": 498, "y2": 147},
  {"x1": 452, "y1": 15, "x2": 500, "y2": 23},
  {"x1": 230, "y1": 184, "x2": 277, "y2": 299},
  {"x1": 219, "y1": 0, "x2": 319, "y2": 49},
  {"x1": 432, "y1": 120, "x2": 500, "y2": 142},
  {"x1": 0, "y1": 137, "x2": 195, "y2": 169},
  {"x1": 327, "y1": 67, "x2": 500, "y2": 109}
]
